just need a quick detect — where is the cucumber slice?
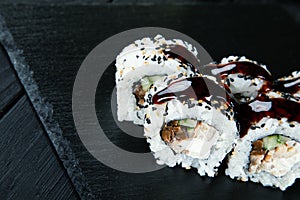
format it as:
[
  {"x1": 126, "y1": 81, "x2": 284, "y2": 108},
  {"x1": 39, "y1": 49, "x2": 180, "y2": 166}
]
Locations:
[
  {"x1": 263, "y1": 135, "x2": 279, "y2": 150},
  {"x1": 148, "y1": 76, "x2": 163, "y2": 83},
  {"x1": 178, "y1": 119, "x2": 197, "y2": 128},
  {"x1": 140, "y1": 76, "x2": 163, "y2": 91},
  {"x1": 277, "y1": 135, "x2": 289, "y2": 144},
  {"x1": 141, "y1": 77, "x2": 152, "y2": 91},
  {"x1": 262, "y1": 135, "x2": 290, "y2": 150}
]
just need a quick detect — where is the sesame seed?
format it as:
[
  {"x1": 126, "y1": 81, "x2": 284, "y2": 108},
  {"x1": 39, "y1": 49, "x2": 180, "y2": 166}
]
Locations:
[
  {"x1": 205, "y1": 105, "x2": 211, "y2": 110},
  {"x1": 226, "y1": 79, "x2": 230, "y2": 87},
  {"x1": 146, "y1": 118, "x2": 151, "y2": 124}
]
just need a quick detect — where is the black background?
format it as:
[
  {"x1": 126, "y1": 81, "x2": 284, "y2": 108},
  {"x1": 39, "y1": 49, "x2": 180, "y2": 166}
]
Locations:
[{"x1": 0, "y1": 1, "x2": 300, "y2": 199}]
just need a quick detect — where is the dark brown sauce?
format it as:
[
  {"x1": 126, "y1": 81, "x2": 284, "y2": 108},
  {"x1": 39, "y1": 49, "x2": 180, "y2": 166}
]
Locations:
[
  {"x1": 152, "y1": 77, "x2": 300, "y2": 138},
  {"x1": 273, "y1": 76, "x2": 300, "y2": 94},
  {"x1": 162, "y1": 45, "x2": 199, "y2": 72},
  {"x1": 201, "y1": 61, "x2": 274, "y2": 101},
  {"x1": 202, "y1": 61, "x2": 272, "y2": 81},
  {"x1": 234, "y1": 96, "x2": 300, "y2": 137},
  {"x1": 152, "y1": 76, "x2": 227, "y2": 104},
  {"x1": 152, "y1": 57, "x2": 299, "y2": 138}
]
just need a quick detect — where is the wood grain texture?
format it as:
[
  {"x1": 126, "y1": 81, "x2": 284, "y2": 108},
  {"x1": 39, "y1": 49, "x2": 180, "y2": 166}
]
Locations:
[
  {"x1": 0, "y1": 4, "x2": 299, "y2": 199},
  {"x1": 0, "y1": 95, "x2": 79, "y2": 200},
  {"x1": 0, "y1": 44, "x2": 23, "y2": 118}
]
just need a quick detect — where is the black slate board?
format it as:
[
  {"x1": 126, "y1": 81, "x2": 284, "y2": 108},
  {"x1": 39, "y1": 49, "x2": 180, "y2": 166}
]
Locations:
[
  {"x1": 0, "y1": 44, "x2": 23, "y2": 117},
  {"x1": 0, "y1": 42, "x2": 79, "y2": 199},
  {"x1": 0, "y1": 95, "x2": 79, "y2": 200},
  {"x1": 0, "y1": 3, "x2": 300, "y2": 199}
]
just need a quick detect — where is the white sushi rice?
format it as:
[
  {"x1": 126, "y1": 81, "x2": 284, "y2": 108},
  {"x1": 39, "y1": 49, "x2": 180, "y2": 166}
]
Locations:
[
  {"x1": 219, "y1": 56, "x2": 271, "y2": 103},
  {"x1": 116, "y1": 35, "x2": 198, "y2": 125},
  {"x1": 266, "y1": 91, "x2": 299, "y2": 103},
  {"x1": 226, "y1": 73, "x2": 264, "y2": 101},
  {"x1": 220, "y1": 56, "x2": 270, "y2": 73},
  {"x1": 144, "y1": 90, "x2": 238, "y2": 177},
  {"x1": 276, "y1": 71, "x2": 300, "y2": 100},
  {"x1": 226, "y1": 117, "x2": 300, "y2": 190}
]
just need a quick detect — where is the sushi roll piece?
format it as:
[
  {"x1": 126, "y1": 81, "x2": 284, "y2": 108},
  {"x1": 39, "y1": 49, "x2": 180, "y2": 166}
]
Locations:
[
  {"x1": 273, "y1": 71, "x2": 300, "y2": 100},
  {"x1": 201, "y1": 56, "x2": 272, "y2": 103},
  {"x1": 116, "y1": 35, "x2": 199, "y2": 125},
  {"x1": 144, "y1": 75, "x2": 238, "y2": 177},
  {"x1": 226, "y1": 93, "x2": 300, "y2": 190}
]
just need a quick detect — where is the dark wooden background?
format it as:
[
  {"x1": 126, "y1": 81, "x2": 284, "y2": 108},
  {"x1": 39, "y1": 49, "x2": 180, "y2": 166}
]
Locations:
[{"x1": 0, "y1": 1, "x2": 300, "y2": 199}]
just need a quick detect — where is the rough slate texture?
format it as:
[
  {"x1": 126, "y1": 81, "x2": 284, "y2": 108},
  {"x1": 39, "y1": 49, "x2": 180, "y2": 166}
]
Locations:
[
  {"x1": 0, "y1": 3, "x2": 300, "y2": 200},
  {"x1": 0, "y1": 43, "x2": 79, "y2": 199}
]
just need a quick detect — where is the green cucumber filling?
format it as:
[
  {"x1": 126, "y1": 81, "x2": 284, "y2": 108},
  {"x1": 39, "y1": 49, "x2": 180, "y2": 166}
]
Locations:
[
  {"x1": 133, "y1": 76, "x2": 163, "y2": 106},
  {"x1": 160, "y1": 119, "x2": 220, "y2": 159},
  {"x1": 249, "y1": 134, "x2": 300, "y2": 177}
]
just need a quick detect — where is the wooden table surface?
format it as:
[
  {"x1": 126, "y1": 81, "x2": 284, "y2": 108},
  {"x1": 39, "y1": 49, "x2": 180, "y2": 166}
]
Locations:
[{"x1": 0, "y1": 1, "x2": 300, "y2": 199}]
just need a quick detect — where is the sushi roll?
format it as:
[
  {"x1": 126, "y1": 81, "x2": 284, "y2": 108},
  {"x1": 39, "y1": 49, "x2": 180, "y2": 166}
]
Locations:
[
  {"x1": 226, "y1": 93, "x2": 300, "y2": 190},
  {"x1": 201, "y1": 56, "x2": 272, "y2": 103},
  {"x1": 144, "y1": 75, "x2": 238, "y2": 177},
  {"x1": 273, "y1": 71, "x2": 300, "y2": 100},
  {"x1": 116, "y1": 35, "x2": 198, "y2": 125}
]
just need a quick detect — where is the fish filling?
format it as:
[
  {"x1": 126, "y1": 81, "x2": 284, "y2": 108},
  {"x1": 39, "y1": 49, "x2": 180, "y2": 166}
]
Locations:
[
  {"x1": 160, "y1": 119, "x2": 220, "y2": 159},
  {"x1": 249, "y1": 134, "x2": 300, "y2": 177}
]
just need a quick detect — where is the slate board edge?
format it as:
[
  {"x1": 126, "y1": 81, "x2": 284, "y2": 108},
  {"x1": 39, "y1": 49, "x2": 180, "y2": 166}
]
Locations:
[{"x1": 0, "y1": 15, "x2": 95, "y2": 200}]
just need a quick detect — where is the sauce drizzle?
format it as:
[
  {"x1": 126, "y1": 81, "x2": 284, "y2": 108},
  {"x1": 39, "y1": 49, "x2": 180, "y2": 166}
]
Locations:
[
  {"x1": 152, "y1": 76, "x2": 227, "y2": 105},
  {"x1": 162, "y1": 44, "x2": 199, "y2": 73},
  {"x1": 202, "y1": 61, "x2": 272, "y2": 81},
  {"x1": 152, "y1": 77, "x2": 300, "y2": 138},
  {"x1": 273, "y1": 76, "x2": 300, "y2": 95},
  {"x1": 233, "y1": 95, "x2": 300, "y2": 137}
]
